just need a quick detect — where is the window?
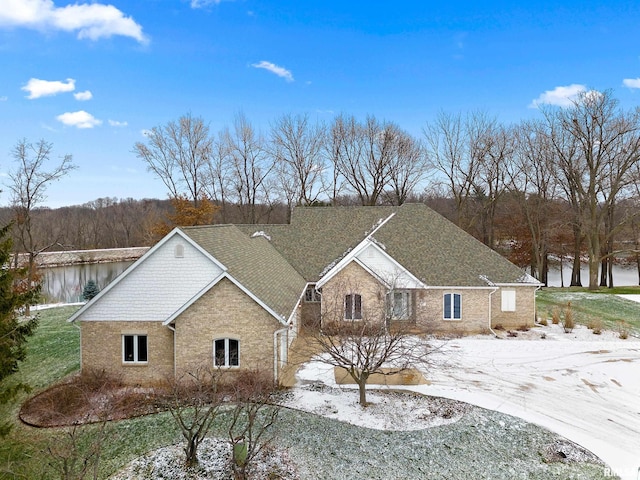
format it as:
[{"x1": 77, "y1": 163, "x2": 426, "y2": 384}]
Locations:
[
  {"x1": 501, "y1": 290, "x2": 516, "y2": 312},
  {"x1": 174, "y1": 244, "x2": 184, "y2": 258},
  {"x1": 305, "y1": 285, "x2": 321, "y2": 303},
  {"x1": 214, "y1": 338, "x2": 239, "y2": 367},
  {"x1": 387, "y1": 290, "x2": 411, "y2": 319},
  {"x1": 443, "y1": 293, "x2": 461, "y2": 320},
  {"x1": 123, "y1": 334, "x2": 148, "y2": 363},
  {"x1": 345, "y1": 294, "x2": 362, "y2": 320}
]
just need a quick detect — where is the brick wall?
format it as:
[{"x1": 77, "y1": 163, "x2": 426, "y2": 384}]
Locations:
[
  {"x1": 491, "y1": 286, "x2": 537, "y2": 330},
  {"x1": 321, "y1": 261, "x2": 387, "y2": 325},
  {"x1": 173, "y1": 277, "x2": 282, "y2": 380},
  {"x1": 80, "y1": 320, "x2": 174, "y2": 385},
  {"x1": 414, "y1": 288, "x2": 492, "y2": 335}
]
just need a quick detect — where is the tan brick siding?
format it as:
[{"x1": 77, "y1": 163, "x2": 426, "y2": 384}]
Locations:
[
  {"x1": 173, "y1": 278, "x2": 282, "y2": 380},
  {"x1": 321, "y1": 262, "x2": 387, "y2": 325},
  {"x1": 80, "y1": 321, "x2": 174, "y2": 386},
  {"x1": 414, "y1": 289, "x2": 492, "y2": 335},
  {"x1": 491, "y1": 286, "x2": 537, "y2": 330}
]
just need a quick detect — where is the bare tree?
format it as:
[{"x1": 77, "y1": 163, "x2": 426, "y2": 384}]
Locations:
[
  {"x1": 222, "y1": 113, "x2": 275, "y2": 223},
  {"x1": 7, "y1": 139, "x2": 75, "y2": 309},
  {"x1": 227, "y1": 370, "x2": 280, "y2": 480},
  {"x1": 270, "y1": 113, "x2": 326, "y2": 217},
  {"x1": 542, "y1": 90, "x2": 640, "y2": 289},
  {"x1": 162, "y1": 367, "x2": 223, "y2": 468},
  {"x1": 384, "y1": 129, "x2": 428, "y2": 205},
  {"x1": 308, "y1": 278, "x2": 432, "y2": 406},
  {"x1": 510, "y1": 120, "x2": 560, "y2": 284},
  {"x1": 134, "y1": 113, "x2": 213, "y2": 207}
]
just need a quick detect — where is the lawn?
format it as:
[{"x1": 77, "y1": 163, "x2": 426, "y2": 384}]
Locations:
[
  {"x1": 0, "y1": 302, "x2": 625, "y2": 479},
  {"x1": 536, "y1": 287, "x2": 640, "y2": 335}
]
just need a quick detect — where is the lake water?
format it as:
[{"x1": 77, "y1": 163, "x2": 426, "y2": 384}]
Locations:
[
  {"x1": 547, "y1": 264, "x2": 638, "y2": 287},
  {"x1": 41, "y1": 261, "x2": 134, "y2": 303}
]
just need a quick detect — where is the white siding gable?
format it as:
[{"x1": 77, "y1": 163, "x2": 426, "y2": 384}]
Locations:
[
  {"x1": 355, "y1": 243, "x2": 424, "y2": 289},
  {"x1": 78, "y1": 234, "x2": 224, "y2": 322}
]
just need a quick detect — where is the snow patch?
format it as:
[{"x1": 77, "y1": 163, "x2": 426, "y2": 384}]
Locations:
[{"x1": 250, "y1": 231, "x2": 271, "y2": 241}]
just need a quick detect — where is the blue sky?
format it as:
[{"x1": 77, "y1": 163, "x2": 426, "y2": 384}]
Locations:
[{"x1": 1, "y1": 0, "x2": 640, "y2": 207}]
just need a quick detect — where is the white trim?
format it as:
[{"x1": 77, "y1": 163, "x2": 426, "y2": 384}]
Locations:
[
  {"x1": 68, "y1": 228, "x2": 227, "y2": 323},
  {"x1": 317, "y1": 236, "x2": 427, "y2": 290},
  {"x1": 494, "y1": 282, "x2": 544, "y2": 287},
  {"x1": 163, "y1": 271, "x2": 288, "y2": 326},
  {"x1": 443, "y1": 292, "x2": 462, "y2": 320},
  {"x1": 122, "y1": 333, "x2": 148, "y2": 364}
]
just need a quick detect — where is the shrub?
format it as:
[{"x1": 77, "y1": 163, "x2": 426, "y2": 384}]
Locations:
[
  {"x1": 517, "y1": 325, "x2": 530, "y2": 332},
  {"x1": 561, "y1": 302, "x2": 575, "y2": 333},
  {"x1": 551, "y1": 308, "x2": 561, "y2": 325},
  {"x1": 82, "y1": 280, "x2": 100, "y2": 301},
  {"x1": 590, "y1": 319, "x2": 603, "y2": 335},
  {"x1": 618, "y1": 322, "x2": 629, "y2": 340},
  {"x1": 493, "y1": 324, "x2": 504, "y2": 331},
  {"x1": 538, "y1": 318, "x2": 548, "y2": 326}
]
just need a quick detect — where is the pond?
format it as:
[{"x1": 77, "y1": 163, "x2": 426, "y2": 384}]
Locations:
[{"x1": 41, "y1": 261, "x2": 135, "y2": 303}]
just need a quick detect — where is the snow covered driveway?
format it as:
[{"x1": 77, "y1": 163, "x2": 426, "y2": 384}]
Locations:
[{"x1": 416, "y1": 325, "x2": 640, "y2": 480}]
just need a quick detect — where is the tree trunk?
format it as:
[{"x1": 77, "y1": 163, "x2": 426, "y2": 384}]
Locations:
[
  {"x1": 599, "y1": 256, "x2": 608, "y2": 287},
  {"x1": 570, "y1": 224, "x2": 582, "y2": 287},
  {"x1": 358, "y1": 373, "x2": 369, "y2": 406}
]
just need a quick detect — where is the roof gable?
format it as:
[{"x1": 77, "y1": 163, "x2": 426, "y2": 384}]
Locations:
[{"x1": 69, "y1": 229, "x2": 225, "y2": 323}]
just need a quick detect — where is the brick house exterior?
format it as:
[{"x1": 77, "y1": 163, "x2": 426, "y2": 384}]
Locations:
[{"x1": 70, "y1": 204, "x2": 541, "y2": 386}]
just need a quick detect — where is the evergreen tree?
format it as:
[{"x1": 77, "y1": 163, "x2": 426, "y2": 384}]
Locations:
[
  {"x1": 82, "y1": 280, "x2": 100, "y2": 301},
  {"x1": 0, "y1": 223, "x2": 40, "y2": 436}
]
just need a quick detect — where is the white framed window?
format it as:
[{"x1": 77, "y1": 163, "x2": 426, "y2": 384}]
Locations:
[
  {"x1": 123, "y1": 334, "x2": 148, "y2": 363},
  {"x1": 501, "y1": 289, "x2": 516, "y2": 312},
  {"x1": 345, "y1": 294, "x2": 362, "y2": 320},
  {"x1": 387, "y1": 290, "x2": 411, "y2": 320},
  {"x1": 443, "y1": 293, "x2": 461, "y2": 320},
  {"x1": 305, "y1": 285, "x2": 321, "y2": 303},
  {"x1": 214, "y1": 338, "x2": 239, "y2": 367}
]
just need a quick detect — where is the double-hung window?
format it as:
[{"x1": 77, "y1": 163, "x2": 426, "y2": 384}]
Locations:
[
  {"x1": 345, "y1": 294, "x2": 362, "y2": 320},
  {"x1": 214, "y1": 338, "x2": 239, "y2": 367},
  {"x1": 123, "y1": 334, "x2": 148, "y2": 363},
  {"x1": 387, "y1": 290, "x2": 411, "y2": 320},
  {"x1": 443, "y1": 293, "x2": 462, "y2": 320}
]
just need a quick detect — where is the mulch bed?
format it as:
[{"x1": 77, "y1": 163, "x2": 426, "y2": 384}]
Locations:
[{"x1": 20, "y1": 374, "x2": 164, "y2": 428}]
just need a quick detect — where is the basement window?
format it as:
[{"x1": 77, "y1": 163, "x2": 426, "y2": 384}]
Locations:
[{"x1": 123, "y1": 334, "x2": 148, "y2": 363}]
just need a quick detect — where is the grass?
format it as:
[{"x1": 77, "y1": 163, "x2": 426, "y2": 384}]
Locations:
[{"x1": 536, "y1": 287, "x2": 640, "y2": 335}]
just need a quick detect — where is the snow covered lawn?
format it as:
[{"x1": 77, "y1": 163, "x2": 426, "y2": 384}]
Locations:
[{"x1": 297, "y1": 323, "x2": 640, "y2": 480}]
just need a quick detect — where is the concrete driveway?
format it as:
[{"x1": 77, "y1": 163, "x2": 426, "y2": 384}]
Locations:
[{"x1": 416, "y1": 325, "x2": 640, "y2": 480}]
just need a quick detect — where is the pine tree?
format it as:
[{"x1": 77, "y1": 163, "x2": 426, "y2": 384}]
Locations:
[
  {"x1": 82, "y1": 280, "x2": 100, "y2": 301},
  {"x1": 0, "y1": 223, "x2": 40, "y2": 436}
]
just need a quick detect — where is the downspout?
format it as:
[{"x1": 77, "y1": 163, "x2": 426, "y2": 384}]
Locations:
[
  {"x1": 480, "y1": 275, "x2": 499, "y2": 338},
  {"x1": 534, "y1": 284, "x2": 543, "y2": 324},
  {"x1": 72, "y1": 321, "x2": 82, "y2": 370},
  {"x1": 488, "y1": 287, "x2": 499, "y2": 338},
  {"x1": 166, "y1": 324, "x2": 176, "y2": 379},
  {"x1": 273, "y1": 326, "x2": 289, "y2": 384}
]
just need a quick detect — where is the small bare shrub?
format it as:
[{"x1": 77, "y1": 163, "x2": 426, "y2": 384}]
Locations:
[
  {"x1": 590, "y1": 319, "x2": 603, "y2": 335},
  {"x1": 538, "y1": 318, "x2": 548, "y2": 327},
  {"x1": 551, "y1": 308, "x2": 561, "y2": 325},
  {"x1": 507, "y1": 330, "x2": 518, "y2": 338},
  {"x1": 618, "y1": 322, "x2": 629, "y2": 340},
  {"x1": 561, "y1": 302, "x2": 575, "y2": 333},
  {"x1": 517, "y1": 324, "x2": 530, "y2": 332},
  {"x1": 493, "y1": 324, "x2": 504, "y2": 331}
]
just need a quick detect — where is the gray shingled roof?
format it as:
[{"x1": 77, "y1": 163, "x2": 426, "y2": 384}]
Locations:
[
  {"x1": 181, "y1": 225, "x2": 306, "y2": 321},
  {"x1": 238, "y1": 204, "x2": 535, "y2": 287}
]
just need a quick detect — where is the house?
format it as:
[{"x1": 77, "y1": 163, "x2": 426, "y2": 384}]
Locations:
[{"x1": 69, "y1": 203, "x2": 541, "y2": 385}]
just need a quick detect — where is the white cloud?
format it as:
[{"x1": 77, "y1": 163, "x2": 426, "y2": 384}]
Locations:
[
  {"x1": 56, "y1": 110, "x2": 102, "y2": 128},
  {"x1": 74, "y1": 90, "x2": 92, "y2": 101},
  {"x1": 529, "y1": 84, "x2": 587, "y2": 108},
  {"x1": 22, "y1": 77, "x2": 75, "y2": 99},
  {"x1": 190, "y1": 0, "x2": 226, "y2": 8},
  {"x1": 0, "y1": 0, "x2": 148, "y2": 43},
  {"x1": 251, "y1": 60, "x2": 294, "y2": 82},
  {"x1": 623, "y1": 78, "x2": 640, "y2": 89},
  {"x1": 108, "y1": 119, "x2": 128, "y2": 127}
]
